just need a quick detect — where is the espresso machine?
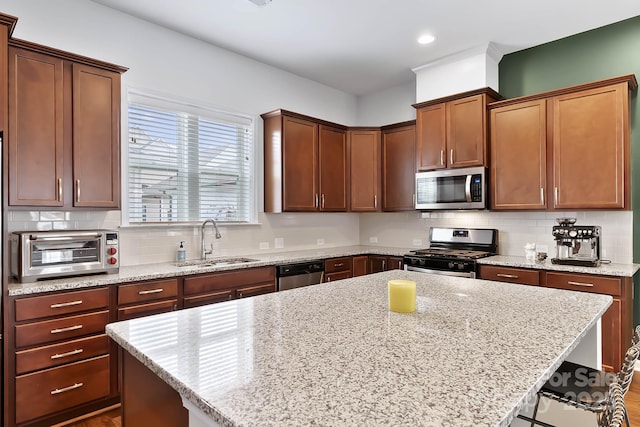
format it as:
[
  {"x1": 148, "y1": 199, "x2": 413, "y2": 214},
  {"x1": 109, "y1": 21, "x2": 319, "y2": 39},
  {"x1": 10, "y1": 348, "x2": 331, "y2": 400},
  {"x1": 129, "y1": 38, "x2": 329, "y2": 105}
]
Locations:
[{"x1": 551, "y1": 218, "x2": 601, "y2": 267}]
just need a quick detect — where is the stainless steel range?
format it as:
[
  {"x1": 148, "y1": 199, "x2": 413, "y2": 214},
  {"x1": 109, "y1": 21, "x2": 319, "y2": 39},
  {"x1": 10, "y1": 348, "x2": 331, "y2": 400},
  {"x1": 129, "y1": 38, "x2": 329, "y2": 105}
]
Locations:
[{"x1": 403, "y1": 227, "x2": 498, "y2": 278}]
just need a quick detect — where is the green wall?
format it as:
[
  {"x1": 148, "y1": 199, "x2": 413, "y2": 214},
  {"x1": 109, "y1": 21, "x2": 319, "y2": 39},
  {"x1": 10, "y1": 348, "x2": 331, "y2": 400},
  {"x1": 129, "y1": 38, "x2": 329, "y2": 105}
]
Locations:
[{"x1": 499, "y1": 15, "x2": 640, "y2": 324}]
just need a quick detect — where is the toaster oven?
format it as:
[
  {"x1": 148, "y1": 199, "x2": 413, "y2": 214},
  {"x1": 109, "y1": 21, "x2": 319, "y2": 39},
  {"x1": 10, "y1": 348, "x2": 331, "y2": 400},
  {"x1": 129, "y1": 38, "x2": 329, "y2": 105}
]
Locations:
[{"x1": 11, "y1": 230, "x2": 119, "y2": 282}]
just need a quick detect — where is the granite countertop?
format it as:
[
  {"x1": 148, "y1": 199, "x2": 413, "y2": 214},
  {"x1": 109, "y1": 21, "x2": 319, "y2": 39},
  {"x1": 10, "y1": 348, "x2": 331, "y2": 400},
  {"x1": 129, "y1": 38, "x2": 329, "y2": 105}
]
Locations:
[
  {"x1": 7, "y1": 245, "x2": 410, "y2": 297},
  {"x1": 478, "y1": 255, "x2": 640, "y2": 277},
  {"x1": 106, "y1": 270, "x2": 612, "y2": 427}
]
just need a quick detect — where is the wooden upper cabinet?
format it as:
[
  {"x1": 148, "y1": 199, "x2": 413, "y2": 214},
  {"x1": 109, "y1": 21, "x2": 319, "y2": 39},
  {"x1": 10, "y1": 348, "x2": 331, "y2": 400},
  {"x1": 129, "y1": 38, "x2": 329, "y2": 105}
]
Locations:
[
  {"x1": 319, "y1": 125, "x2": 348, "y2": 211},
  {"x1": 262, "y1": 110, "x2": 348, "y2": 213},
  {"x1": 552, "y1": 82, "x2": 630, "y2": 209},
  {"x1": 7, "y1": 41, "x2": 126, "y2": 208},
  {"x1": 488, "y1": 75, "x2": 636, "y2": 211},
  {"x1": 381, "y1": 122, "x2": 416, "y2": 211},
  {"x1": 282, "y1": 115, "x2": 318, "y2": 211},
  {"x1": 414, "y1": 88, "x2": 501, "y2": 171},
  {"x1": 8, "y1": 47, "x2": 64, "y2": 206},
  {"x1": 490, "y1": 99, "x2": 547, "y2": 210},
  {"x1": 348, "y1": 129, "x2": 380, "y2": 212},
  {"x1": 415, "y1": 103, "x2": 446, "y2": 170},
  {"x1": 72, "y1": 64, "x2": 121, "y2": 207}
]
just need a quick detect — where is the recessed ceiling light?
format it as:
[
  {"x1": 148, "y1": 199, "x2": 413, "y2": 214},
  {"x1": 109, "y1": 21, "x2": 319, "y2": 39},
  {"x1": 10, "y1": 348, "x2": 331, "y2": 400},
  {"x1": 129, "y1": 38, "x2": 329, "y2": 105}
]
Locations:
[
  {"x1": 248, "y1": 0, "x2": 273, "y2": 5},
  {"x1": 417, "y1": 34, "x2": 436, "y2": 45}
]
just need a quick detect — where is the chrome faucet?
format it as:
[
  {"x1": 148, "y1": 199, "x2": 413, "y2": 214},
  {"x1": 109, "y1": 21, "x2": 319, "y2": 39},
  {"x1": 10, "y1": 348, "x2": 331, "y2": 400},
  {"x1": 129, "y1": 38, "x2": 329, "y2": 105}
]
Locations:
[{"x1": 201, "y1": 219, "x2": 222, "y2": 260}]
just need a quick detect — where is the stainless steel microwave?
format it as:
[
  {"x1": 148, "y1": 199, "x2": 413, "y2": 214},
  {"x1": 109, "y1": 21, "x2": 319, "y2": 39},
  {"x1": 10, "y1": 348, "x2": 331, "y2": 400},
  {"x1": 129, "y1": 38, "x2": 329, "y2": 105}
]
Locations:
[
  {"x1": 415, "y1": 166, "x2": 487, "y2": 210},
  {"x1": 11, "y1": 230, "x2": 120, "y2": 282}
]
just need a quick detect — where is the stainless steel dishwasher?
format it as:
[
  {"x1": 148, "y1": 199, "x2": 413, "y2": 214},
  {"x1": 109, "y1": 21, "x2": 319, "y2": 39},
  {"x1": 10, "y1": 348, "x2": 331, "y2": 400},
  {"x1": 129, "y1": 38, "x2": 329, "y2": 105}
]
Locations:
[{"x1": 276, "y1": 260, "x2": 325, "y2": 291}]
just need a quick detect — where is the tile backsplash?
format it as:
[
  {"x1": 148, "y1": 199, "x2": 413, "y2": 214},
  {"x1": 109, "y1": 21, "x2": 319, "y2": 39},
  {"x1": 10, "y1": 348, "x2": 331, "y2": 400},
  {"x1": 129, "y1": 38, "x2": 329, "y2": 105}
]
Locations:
[{"x1": 6, "y1": 209, "x2": 633, "y2": 266}]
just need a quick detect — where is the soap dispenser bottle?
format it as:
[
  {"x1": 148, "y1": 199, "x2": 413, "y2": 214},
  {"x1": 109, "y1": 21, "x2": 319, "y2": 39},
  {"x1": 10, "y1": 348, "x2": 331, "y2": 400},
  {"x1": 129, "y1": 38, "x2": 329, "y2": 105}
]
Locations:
[{"x1": 177, "y1": 241, "x2": 186, "y2": 261}]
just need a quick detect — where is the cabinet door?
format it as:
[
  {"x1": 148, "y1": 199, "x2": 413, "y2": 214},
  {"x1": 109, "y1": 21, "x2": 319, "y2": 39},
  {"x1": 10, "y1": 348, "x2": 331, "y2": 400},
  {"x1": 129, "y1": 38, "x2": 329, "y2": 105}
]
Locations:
[
  {"x1": 349, "y1": 130, "x2": 380, "y2": 211},
  {"x1": 552, "y1": 83, "x2": 628, "y2": 209},
  {"x1": 8, "y1": 47, "x2": 64, "y2": 206},
  {"x1": 601, "y1": 298, "x2": 622, "y2": 372},
  {"x1": 446, "y1": 94, "x2": 487, "y2": 168},
  {"x1": 490, "y1": 100, "x2": 547, "y2": 210},
  {"x1": 386, "y1": 257, "x2": 404, "y2": 270},
  {"x1": 352, "y1": 256, "x2": 368, "y2": 277},
  {"x1": 319, "y1": 125, "x2": 348, "y2": 211},
  {"x1": 282, "y1": 116, "x2": 318, "y2": 211},
  {"x1": 416, "y1": 104, "x2": 446, "y2": 170},
  {"x1": 368, "y1": 256, "x2": 387, "y2": 274},
  {"x1": 382, "y1": 125, "x2": 416, "y2": 211},
  {"x1": 72, "y1": 64, "x2": 121, "y2": 207}
]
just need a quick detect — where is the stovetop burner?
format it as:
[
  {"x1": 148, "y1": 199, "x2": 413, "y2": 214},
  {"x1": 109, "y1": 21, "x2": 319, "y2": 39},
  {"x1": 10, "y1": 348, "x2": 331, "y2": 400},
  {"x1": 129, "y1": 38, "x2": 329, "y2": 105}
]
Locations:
[{"x1": 410, "y1": 248, "x2": 495, "y2": 260}]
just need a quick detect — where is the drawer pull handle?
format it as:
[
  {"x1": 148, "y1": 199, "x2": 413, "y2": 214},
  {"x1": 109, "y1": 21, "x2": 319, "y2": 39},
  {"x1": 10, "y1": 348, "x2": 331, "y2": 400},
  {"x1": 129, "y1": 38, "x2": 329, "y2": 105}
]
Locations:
[
  {"x1": 238, "y1": 292, "x2": 243, "y2": 298},
  {"x1": 51, "y1": 325, "x2": 83, "y2": 334},
  {"x1": 51, "y1": 349, "x2": 84, "y2": 360},
  {"x1": 51, "y1": 382, "x2": 84, "y2": 395},
  {"x1": 497, "y1": 274, "x2": 519, "y2": 279},
  {"x1": 334, "y1": 263, "x2": 345, "y2": 267},
  {"x1": 50, "y1": 300, "x2": 83, "y2": 309},
  {"x1": 138, "y1": 288, "x2": 164, "y2": 295},
  {"x1": 568, "y1": 281, "x2": 594, "y2": 287}
]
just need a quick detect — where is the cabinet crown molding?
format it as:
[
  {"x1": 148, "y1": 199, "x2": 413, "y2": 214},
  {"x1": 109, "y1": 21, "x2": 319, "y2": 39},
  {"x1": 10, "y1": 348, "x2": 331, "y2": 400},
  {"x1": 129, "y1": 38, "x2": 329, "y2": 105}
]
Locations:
[
  {"x1": 488, "y1": 74, "x2": 638, "y2": 109},
  {"x1": 412, "y1": 87, "x2": 503, "y2": 109}
]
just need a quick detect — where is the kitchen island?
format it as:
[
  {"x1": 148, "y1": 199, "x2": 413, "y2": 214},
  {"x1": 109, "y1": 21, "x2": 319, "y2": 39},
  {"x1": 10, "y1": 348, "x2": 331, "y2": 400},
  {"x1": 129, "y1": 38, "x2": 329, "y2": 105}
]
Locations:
[{"x1": 106, "y1": 270, "x2": 611, "y2": 427}]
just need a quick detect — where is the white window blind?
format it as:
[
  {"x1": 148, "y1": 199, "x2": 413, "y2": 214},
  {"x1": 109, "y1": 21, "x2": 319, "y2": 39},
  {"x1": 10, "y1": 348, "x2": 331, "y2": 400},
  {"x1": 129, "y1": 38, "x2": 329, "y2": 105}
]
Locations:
[{"x1": 126, "y1": 92, "x2": 253, "y2": 223}]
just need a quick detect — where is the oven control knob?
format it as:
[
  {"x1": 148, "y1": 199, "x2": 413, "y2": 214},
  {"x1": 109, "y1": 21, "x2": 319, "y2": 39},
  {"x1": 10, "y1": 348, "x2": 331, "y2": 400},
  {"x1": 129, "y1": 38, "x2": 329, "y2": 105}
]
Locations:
[
  {"x1": 419, "y1": 259, "x2": 426, "y2": 266},
  {"x1": 108, "y1": 257, "x2": 118, "y2": 265},
  {"x1": 569, "y1": 230, "x2": 578, "y2": 237},
  {"x1": 107, "y1": 247, "x2": 117, "y2": 255},
  {"x1": 458, "y1": 263, "x2": 464, "y2": 270},
  {"x1": 448, "y1": 262, "x2": 455, "y2": 269}
]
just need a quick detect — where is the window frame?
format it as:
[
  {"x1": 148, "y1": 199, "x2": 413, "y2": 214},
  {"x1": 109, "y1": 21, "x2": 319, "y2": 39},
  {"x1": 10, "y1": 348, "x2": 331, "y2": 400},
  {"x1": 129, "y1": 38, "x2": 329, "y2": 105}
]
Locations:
[{"x1": 121, "y1": 87, "x2": 260, "y2": 227}]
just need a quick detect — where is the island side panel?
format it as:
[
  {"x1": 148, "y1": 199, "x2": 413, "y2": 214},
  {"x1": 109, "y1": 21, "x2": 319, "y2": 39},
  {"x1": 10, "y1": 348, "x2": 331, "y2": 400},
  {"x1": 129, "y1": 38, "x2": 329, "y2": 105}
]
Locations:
[{"x1": 122, "y1": 350, "x2": 188, "y2": 427}]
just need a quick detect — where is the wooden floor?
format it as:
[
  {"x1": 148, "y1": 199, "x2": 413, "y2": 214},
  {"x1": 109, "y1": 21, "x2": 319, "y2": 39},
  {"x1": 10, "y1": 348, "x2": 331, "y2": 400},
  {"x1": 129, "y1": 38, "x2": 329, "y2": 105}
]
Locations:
[{"x1": 62, "y1": 371, "x2": 640, "y2": 426}]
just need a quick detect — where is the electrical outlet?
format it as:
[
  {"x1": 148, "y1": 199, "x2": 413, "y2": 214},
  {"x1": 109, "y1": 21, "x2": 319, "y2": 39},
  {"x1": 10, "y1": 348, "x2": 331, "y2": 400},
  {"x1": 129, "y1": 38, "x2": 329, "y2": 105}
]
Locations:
[
  {"x1": 369, "y1": 236, "x2": 378, "y2": 243},
  {"x1": 413, "y1": 239, "x2": 423, "y2": 246},
  {"x1": 317, "y1": 238, "x2": 325, "y2": 245},
  {"x1": 259, "y1": 242, "x2": 269, "y2": 250},
  {"x1": 421, "y1": 212, "x2": 430, "y2": 219},
  {"x1": 274, "y1": 237, "x2": 284, "y2": 248}
]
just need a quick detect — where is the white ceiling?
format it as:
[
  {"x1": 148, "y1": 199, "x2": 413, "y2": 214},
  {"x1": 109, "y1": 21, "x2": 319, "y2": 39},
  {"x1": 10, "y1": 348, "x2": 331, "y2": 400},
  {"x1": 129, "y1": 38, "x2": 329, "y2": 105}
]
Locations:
[{"x1": 90, "y1": 0, "x2": 640, "y2": 96}]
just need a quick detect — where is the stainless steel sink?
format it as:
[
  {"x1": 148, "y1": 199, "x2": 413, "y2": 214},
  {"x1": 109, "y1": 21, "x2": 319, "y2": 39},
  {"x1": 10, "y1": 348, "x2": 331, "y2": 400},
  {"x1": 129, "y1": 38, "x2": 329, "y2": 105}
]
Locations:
[{"x1": 174, "y1": 257, "x2": 258, "y2": 268}]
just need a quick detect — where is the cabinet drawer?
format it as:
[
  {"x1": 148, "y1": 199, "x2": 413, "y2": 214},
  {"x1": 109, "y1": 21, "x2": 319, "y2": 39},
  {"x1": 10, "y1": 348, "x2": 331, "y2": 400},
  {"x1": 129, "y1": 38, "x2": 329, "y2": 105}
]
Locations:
[
  {"x1": 117, "y1": 299, "x2": 178, "y2": 321},
  {"x1": 387, "y1": 257, "x2": 404, "y2": 270},
  {"x1": 325, "y1": 257, "x2": 352, "y2": 273},
  {"x1": 15, "y1": 287, "x2": 109, "y2": 322},
  {"x1": 15, "y1": 355, "x2": 110, "y2": 425},
  {"x1": 16, "y1": 334, "x2": 109, "y2": 375},
  {"x1": 236, "y1": 283, "x2": 276, "y2": 299},
  {"x1": 325, "y1": 271, "x2": 352, "y2": 282},
  {"x1": 184, "y1": 266, "x2": 275, "y2": 295},
  {"x1": 183, "y1": 290, "x2": 235, "y2": 309},
  {"x1": 15, "y1": 310, "x2": 109, "y2": 348},
  {"x1": 118, "y1": 278, "x2": 178, "y2": 305},
  {"x1": 545, "y1": 272, "x2": 621, "y2": 296},
  {"x1": 478, "y1": 265, "x2": 540, "y2": 285}
]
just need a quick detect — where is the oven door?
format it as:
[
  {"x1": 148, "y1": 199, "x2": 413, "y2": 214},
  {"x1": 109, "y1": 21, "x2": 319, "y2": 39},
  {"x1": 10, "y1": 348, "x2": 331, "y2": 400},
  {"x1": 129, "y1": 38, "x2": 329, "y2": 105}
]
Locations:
[{"x1": 403, "y1": 256, "x2": 476, "y2": 278}]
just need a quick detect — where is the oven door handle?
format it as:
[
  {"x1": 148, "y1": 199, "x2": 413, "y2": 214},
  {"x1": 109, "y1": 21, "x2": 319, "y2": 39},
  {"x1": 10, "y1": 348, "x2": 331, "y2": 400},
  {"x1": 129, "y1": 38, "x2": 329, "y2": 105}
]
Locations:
[
  {"x1": 29, "y1": 233, "x2": 102, "y2": 241},
  {"x1": 465, "y1": 174, "x2": 472, "y2": 202},
  {"x1": 405, "y1": 265, "x2": 475, "y2": 278}
]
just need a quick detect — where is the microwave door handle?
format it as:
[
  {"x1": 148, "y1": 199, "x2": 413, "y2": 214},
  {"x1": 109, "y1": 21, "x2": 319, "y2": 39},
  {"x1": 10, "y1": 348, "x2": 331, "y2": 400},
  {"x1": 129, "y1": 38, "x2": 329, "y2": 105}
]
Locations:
[{"x1": 465, "y1": 174, "x2": 472, "y2": 202}]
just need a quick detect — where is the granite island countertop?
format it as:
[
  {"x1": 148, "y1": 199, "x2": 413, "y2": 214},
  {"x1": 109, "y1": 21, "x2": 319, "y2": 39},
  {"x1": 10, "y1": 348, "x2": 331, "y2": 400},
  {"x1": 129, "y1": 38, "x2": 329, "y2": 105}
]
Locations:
[
  {"x1": 478, "y1": 255, "x2": 640, "y2": 277},
  {"x1": 8, "y1": 245, "x2": 410, "y2": 297},
  {"x1": 106, "y1": 270, "x2": 612, "y2": 427}
]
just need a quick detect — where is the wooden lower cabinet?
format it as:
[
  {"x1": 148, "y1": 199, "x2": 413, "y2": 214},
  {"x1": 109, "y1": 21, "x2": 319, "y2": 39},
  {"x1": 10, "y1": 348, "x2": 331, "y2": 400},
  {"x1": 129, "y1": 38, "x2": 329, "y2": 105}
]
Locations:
[
  {"x1": 183, "y1": 266, "x2": 276, "y2": 308},
  {"x1": 369, "y1": 256, "x2": 404, "y2": 273},
  {"x1": 478, "y1": 265, "x2": 632, "y2": 372},
  {"x1": 352, "y1": 256, "x2": 368, "y2": 277},
  {"x1": 324, "y1": 257, "x2": 353, "y2": 282},
  {"x1": 8, "y1": 287, "x2": 116, "y2": 427},
  {"x1": 117, "y1": 278, "x2": 179, "y2": 321}
]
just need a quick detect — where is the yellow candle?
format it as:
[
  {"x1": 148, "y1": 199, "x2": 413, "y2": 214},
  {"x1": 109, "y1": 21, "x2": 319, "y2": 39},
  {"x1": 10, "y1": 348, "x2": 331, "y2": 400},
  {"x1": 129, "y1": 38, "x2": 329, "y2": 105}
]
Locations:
[{"x1": 388, "y1": 280, "x2": 416, "y2": 313}]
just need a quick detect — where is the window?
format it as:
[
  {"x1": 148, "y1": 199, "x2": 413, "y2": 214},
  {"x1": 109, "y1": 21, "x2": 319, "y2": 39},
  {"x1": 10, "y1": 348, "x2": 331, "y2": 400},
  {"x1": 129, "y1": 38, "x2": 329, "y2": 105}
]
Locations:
[{"x1": 126, "y1": 91, "x2": 254, "y2": 224}]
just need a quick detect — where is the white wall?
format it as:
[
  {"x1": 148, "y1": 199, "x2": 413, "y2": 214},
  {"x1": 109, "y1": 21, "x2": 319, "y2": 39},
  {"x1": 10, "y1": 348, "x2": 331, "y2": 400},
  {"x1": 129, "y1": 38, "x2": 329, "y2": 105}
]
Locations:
[{"x1": 355, "y1": 81, "x2": 416, "y2": 126}]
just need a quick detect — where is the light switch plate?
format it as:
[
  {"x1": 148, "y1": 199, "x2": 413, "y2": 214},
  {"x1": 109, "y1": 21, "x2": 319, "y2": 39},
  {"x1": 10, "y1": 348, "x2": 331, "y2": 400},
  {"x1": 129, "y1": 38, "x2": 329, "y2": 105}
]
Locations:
[
  {"x1": 369, "y1": 236, "x2": 378, "y2": 243},
  {"x1": 413, "y1": 239, "x2": 422, "y2": 246},
  {"x1": 317, "y1": 238, "x2": 325, "y2": 245},
  {"x1": 274, "y1": 237, "x2": 284, "y2": 248}
]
